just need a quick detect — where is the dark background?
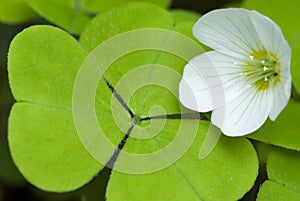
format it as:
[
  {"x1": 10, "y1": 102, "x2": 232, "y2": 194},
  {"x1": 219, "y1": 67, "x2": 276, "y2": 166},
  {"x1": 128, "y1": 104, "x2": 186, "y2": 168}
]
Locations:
[{"x1": 0, "y1": 0, "x2": 246, "y2": 201}]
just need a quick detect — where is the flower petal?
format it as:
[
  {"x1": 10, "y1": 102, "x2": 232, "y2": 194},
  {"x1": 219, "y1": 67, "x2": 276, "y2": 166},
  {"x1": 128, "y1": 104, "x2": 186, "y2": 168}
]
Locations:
[
  {"x1": 248, "y1": 10, "x2": 292, "y2": 121},
  {"x1": 179, "y1": 51, "x2": 248, "y2": 112},
  {"x1": 193, "y1": 8, "x2": 264, "y2": 59},
  {"x1": 212, "y1": 88, "x2": 272, "y2": 136},
  {"x1": 269, "y1": 75, "x2": 292, "y2": 121},
  {"x1": 249, "y1": 10, "x2": 291, "y2": 64}
]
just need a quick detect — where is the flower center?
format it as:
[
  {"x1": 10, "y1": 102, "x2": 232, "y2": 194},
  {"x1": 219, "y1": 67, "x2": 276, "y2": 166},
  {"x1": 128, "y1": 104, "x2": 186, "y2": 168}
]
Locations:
[{"x1": 244, "y1": 50, "x2": 280, "y2": 91}]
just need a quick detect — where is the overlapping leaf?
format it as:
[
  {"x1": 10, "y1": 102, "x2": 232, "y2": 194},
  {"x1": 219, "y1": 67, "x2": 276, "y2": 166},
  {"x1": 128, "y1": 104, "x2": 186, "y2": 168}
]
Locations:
[
  {"x1": 25, "y1": 0, "x2": 172, "y2": 34},
  {"x1": 249, "y1": 101, "x2": 300, "y2": 150},
  {"x1": 169, "y1": 9, "x2": 201, "y2": 24},
  {"x1": 0, "y1": 0, "x2": 37, "y2": 24},
  {"x1": 257, "y1": 148, "x2": 300, "y2": 200},
  {"x1": 257, "y1": 181, "x2": 300, "y2": 201},
  {"x1": 26, "y1": 0, "x2": 91, "y2": 34},
  {"x1": 267, "y1": 149, "x2": 300, "y2": 193},
  {"x1": 80, "y1": 0, "x2": 171, "y2": 13},
  {"x1": 80, "y1": 2, "x2": 174, "y2": 51}
]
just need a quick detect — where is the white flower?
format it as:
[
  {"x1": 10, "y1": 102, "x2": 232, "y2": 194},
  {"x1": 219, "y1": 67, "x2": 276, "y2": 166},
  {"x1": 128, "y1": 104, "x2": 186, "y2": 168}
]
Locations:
[{"x1": 179, "y1": 8, "x2": 292, "y2": 136}]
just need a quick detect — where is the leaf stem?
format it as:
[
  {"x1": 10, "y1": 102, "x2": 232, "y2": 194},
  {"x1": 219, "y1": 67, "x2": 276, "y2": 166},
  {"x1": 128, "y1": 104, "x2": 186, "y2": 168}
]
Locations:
[{"x1": 292, "y1": 82, "x2": 300, "y2": 102}]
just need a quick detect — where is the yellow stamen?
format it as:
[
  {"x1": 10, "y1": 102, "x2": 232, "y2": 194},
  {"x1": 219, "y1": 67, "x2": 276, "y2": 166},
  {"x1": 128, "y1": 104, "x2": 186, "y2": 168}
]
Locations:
[
  {"x1": 255, "y1": 80, "x2": 270, "y2": 91},
  {"x1": 250, "y1": 50, "x2": 267, "y2": 60},
  {"x1": 244, "y1": 50, "x2": 280, "y2": 91}
]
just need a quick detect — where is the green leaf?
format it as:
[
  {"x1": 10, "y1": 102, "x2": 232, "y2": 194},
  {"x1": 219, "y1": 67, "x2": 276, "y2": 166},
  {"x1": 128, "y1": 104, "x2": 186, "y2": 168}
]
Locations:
[
  {"x1": 0, "y1": 0, "x2": 37, "y2": 24},
  {"x1": 80, "y1": 2, "x2": 174, "y2": 51},
  {"x1": 248, "y1": 100, "x2": 300, "y2": 150},
  {"x1": 9, "y1": 103, "x2": 101, "y2": 192},
  {"x1": 168, "y1": 9, "x2": 201, "y2": 42},
  {"x1": 107, "y1": 122, "x2": 258, "y2": 201},
  {"x1": 169, "y1": 9, "x2": 201, "y2": 24},
  {"x1": 8, "y1": 25, "x2": 101, "y2": 191},
  {"x1": 168, "y1": 9, "x2": 210, "y2": 51},
  {"x1": 242, "y1": 0, "x2": 300, "y2": 89},
  {"x1": 8, "y1": 25, "x2": 86, "y2": 108},
  {"x1": 26, "y1": 0, "x2": 91, "y2": 34},
  {"x1": 257, "y1": 181, "x2": 300, "y2": 201},
  {"x1": 80, "y1": 0, "x2": 171, "y2": 13},
  {"x1": 267, "y1": 148, "x2": 300, "y2": 193},
  {"x1": 25, "y1": 0, "x2": 172, "y2": 34},
  {"x1": 257, "y1": 148, "x2": 300, "y2": 201}
]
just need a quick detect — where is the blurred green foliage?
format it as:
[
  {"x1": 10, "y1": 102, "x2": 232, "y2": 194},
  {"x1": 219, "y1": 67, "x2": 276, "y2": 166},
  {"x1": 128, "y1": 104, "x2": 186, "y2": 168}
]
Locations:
[{"x1": 0, "y1": 0, "x2": 37, "y2": 24}]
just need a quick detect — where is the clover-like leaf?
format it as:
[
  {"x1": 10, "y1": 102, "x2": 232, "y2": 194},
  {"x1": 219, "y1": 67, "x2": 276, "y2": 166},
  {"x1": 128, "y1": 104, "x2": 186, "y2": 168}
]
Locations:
[
  {"x1": 242, "y1": 0, "x2": 300, "y2": 89},
  {"x1": 8, "y1": 25, "x2": 86, "y2": 108},
  {"x1": 80, "y1": 2, "x2": 174, "y2": 51},
  {"x1": 257, "y1": 148, "x2": 300, "y2": 200},
  {"x1": 267, "y1": 148, "x2": 300, "y2": 193},
  {"x1": 76, "y1": 2, "x2": 188, "y2": 160},
  {"x1": 249, "y1": 100, "x2": 300, "y2": 150},
  {"x1": 8, "y1": 25, "x2": 101, "y2": 191},
  {"x1": 79, "y1": 2, "x2": 202, "y2": 156},
  {"x1": 26, "y1": 0, "x2": 91, "y2": 34},
  {"x1": 169, "y1": 9, "x2": 201, "y2": 24},
  {"x1": 8, "y1": 3, "x2": 259, "y2": 200},
  {"x1": 168, "y1": 9, "x2": 203, "y2": 43},
  {"x1": 0, "y1": 0, "x2": 37, "y2": 24},
  {"x1": 257, "y1": 181, "x2": 300, "y2": 201}
]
